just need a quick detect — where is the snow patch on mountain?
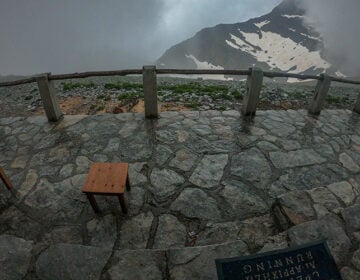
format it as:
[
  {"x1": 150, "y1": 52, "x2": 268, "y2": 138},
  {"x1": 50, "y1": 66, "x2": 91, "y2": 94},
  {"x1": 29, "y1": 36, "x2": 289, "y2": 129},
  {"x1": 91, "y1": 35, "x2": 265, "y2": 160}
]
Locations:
[
  {"x1": 184, "y1": 54, "x2": 231, "y2": 80},
  {"x1": 227, "y1": 30, "x2": 331, "y2": 75},
  {"x1": 282, "y1": 14, "x2": 304, "y2": 19},
  {"x1": 300, "y1": 33, "x2": 321, "y2": 42},
  {"x1": 254, "y1": 20, "x2": 270, "y2": 29}
]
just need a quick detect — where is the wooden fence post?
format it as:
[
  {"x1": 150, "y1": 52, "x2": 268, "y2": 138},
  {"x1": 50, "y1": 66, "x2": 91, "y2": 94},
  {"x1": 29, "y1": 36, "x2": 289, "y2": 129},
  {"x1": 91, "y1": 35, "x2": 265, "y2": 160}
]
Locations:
[
  {"x1": 308, "y1": 74, "x2": 331, "y2": 115},
  {"x1": 35, "y1": 73, "x2": 63, "y2": 122},
  {"x1": 143, "y1": 66, "x2": 158, "y2": 118},
  {"x1": 354, "y1": 93, "x2": 360, "y2": 114},
  {"x1": 241, "y1": 67, "x2": 263, "y2": 116}
]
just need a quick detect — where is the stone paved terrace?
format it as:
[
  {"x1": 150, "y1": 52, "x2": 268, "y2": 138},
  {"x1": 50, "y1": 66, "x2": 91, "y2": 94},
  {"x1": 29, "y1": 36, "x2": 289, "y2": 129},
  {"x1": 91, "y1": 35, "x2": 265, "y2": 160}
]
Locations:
[{"x1": 1, "y1": 109, "x2": 360, "y2": 279}]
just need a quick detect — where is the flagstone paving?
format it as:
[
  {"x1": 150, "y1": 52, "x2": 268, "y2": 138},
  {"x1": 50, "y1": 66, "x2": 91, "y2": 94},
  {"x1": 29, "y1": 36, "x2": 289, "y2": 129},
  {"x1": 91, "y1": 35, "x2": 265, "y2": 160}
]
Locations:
[{"x1": 0, "y1": 109, "x2": 360, "y2": 279}]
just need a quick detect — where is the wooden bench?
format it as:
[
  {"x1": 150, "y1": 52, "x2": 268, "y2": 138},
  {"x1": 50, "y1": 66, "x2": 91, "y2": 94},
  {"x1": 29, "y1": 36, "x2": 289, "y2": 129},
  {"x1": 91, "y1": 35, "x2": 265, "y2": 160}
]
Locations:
[{"x1": 82, "y1": 162, "x2": 130, "y2": 214}]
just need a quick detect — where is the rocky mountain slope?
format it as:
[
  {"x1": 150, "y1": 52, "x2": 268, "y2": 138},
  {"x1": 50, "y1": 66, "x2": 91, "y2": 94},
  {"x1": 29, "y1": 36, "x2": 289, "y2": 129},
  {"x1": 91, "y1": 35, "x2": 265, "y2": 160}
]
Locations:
[{"x1": 157, "y1": 0, "x2": 344, "y2": 80}]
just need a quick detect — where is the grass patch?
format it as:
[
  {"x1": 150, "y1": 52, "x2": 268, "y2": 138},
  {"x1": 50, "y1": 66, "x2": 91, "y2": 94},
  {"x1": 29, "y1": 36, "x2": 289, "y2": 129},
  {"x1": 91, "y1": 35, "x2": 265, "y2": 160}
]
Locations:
[
  {"x1": 231, "y1": 89, "x2": 243, "y2": 100},
  {"x1": 104, "y1": 82, "x2": 142, "y2": 90},
  {"x1": 117, "y1": 91, "x2": 144, "y2": 101},
  {"x1": 326, "y1": 95, "x2": 347, "y2": 104},
  {"x1": 158, "y1": 82, "x2": 229, "y2": 95}
]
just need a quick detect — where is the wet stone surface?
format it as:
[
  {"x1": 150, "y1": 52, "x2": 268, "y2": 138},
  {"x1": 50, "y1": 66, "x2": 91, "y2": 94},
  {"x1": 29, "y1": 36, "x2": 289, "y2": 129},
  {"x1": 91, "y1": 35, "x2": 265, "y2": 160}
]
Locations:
[{"x1": 0, "y1": 109, "x2": 360, "y2": 278}]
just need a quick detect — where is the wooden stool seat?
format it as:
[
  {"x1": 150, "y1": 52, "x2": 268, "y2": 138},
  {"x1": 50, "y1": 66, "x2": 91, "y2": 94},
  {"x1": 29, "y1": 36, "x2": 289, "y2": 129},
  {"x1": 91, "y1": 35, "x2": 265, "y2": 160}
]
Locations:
[{"x1": 82, "y1": 162, "x2": 130, "y2": 214}]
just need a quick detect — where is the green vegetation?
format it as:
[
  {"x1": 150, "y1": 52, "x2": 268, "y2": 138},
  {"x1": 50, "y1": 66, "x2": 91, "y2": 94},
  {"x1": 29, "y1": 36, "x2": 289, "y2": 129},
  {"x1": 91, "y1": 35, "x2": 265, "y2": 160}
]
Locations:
[
  {"x1": 97, "y1": 94, "x2": 111, "y2": 101},
  {"x1": 326, "y1": 95, "x2": 348, "y2": 104},
  {"x1": 104, "y1": 82, "x2": 142, "y2": 90},
  {"x1": 62, "y1": 82, "x2": 96, "y2": 91},
  {"x1": 117, "y1": 91, "x2": 144, "y2": 101},
  {"x1": 158, "y1": 82, "x2": 228, "y2": 95},
  {"x1": 24, "y1": 95, "x2": 32, "y2": 100},
  {"x1": 230, "y1": 89, "x2": 243, "y2": 100}
]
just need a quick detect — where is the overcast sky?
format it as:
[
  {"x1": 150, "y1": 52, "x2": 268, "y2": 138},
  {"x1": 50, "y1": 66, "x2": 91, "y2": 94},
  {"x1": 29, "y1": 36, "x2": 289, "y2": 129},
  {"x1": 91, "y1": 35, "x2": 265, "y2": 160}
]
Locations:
[{"x1": 0, "y1": 0, "x2": 281, "y2": 75}]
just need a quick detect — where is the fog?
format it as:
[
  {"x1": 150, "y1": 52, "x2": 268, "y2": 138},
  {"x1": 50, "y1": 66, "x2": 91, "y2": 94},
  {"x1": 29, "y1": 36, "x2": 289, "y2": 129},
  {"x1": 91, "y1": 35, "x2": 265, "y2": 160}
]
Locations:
[
  {"x1": 301, "y1": 0, "x2": 360, "y2": 76},
  {"x1": 0, "y1": 0, "x2": 280, "y2": 75}
]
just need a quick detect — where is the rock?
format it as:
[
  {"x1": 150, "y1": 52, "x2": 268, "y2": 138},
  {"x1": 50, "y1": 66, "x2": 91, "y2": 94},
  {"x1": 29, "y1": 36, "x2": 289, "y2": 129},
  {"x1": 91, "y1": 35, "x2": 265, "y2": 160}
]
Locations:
[
  {"x1": 0, "y1": 235, "x2": 33, "y2": 280},
  {"x1": 128, "y1": 162, "x2": 147, "y2": 186},
  {"x1": 279, "y1": 139, "x2": 301, "y2": 150},
  {"x1": 59, "y1": 163, "x2": 74, "y2": 178},
  {"x1": 155, "y1": 145, "x2": 172, "y2": 166},
  {"x1": 341, "y1": 204, "x2": 360, "y2": 233},
  {"x1": 75, "y1": 156, "x2": 92, "y2": 173},
  {"x1": 0, "y1": 206, "x2": 43, "y2": 241},
  {"x1": 273, "y1": 190, "x2": 316, "y2": 230},
  {"x1": 307, "y1": 187, "x2": 340, "y2": 212},
  {"x1": 259, "y1": 232, "x2": 288, "y2": 253},
  {"x1": 231, "y1": 148, "x2": 271, "y2": 189},
  {"x1": 352, "y1": 248, "x2": 360, "y2": 271},
  {"x1": 189, "y1": 154, "x2": 228, "y2": 189},
  {"x1": 170, "y1": 188, "x2": 221, "y2": 221},
  {"x1": 153, "y1": 214, "x2": 186, "y2": 249},
  {"x1": 341, "y1": 267, "x2": 360, "y2": 280},
  {"x1": 262, "y1": 119, "x2": 296, "y2": 137},
  {"x1": 168, "y1": 241, "x2": 248, "y2": 279},
  {"x1": 103, "y1": 137, "x2": 120, "y2": 153},
  {"x1": 221, "y1": 180, "x2": 268, "y2": 219},
  {"x1": 339, "y1": 152, "x2": 360, "y2": 172},
  {"x1": 19, "y1": 169, "x2": 38, "y2": 196},
  {"x1": 24, "y1": 176, "x2": 86, "y2": 223},
  {"x1": 237, "y1": 215, "x2": 275, "y2": 251},
  {"x1": 327, "y1": 181, "x2": 356, "y2": 206},
  {"x1": 107, "y1": 249, "x2": 167, "y2": 280},
  {"x1": 118, "y1": 212, "x2": 154, "y2": 249},
  {"x1": 288, "y1": 215, "x2": 351, "y2": 265},
  {"x1": 269, "y1": 149, "x2": 326, "y2": 169},
  {"x1": 36, "y1": 243, "x2": 111, "y2": 280},
  {"x1": 42, "y1": 225, "x2": 83, "y2": 245},
  {"x1": 191, "y1": 124, "x2": 211, "y2": 136},
  {"x1": 256, "y1": 141, "x2": 279, "y2": 151},
  {"x1": 149, "y1": 168, "x2": 184, "y2": 201},
  {"x1": 47, "y1": 144, "x2": 70, "y2": 163},
  {"x1": 127, "y1": 186, "x2": 145, "y2": 215},
  {"x1": 87, "y1": 214, "x2": 117, "y2": 248},
  {"x1": 10, "y1": 155, "x2": 28, "y2": 169},
  {"x1": 169, "y1": 148, "x2": 198, "y2": 172},
  {"x1": 196, "y1": 221, "x2": 241, "y2": 246}
]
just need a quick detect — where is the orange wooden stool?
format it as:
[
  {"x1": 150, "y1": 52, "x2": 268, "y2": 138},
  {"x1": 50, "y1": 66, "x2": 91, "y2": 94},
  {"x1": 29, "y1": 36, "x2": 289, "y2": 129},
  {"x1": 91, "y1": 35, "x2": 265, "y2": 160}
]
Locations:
[{"x1": 82, "y1": 162, "x2": 130, "y2": 214}]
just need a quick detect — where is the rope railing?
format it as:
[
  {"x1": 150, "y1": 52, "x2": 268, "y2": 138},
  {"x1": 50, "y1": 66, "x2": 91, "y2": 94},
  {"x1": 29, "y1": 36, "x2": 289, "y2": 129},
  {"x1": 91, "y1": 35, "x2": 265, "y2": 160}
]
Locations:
[{"x1": 0, "y1": 66, "x2": 359, "y2": 121}]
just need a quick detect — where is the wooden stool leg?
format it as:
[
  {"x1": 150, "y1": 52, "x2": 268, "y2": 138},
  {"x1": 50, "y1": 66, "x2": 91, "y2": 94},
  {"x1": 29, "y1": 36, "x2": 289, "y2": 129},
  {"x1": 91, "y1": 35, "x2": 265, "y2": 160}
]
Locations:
[
  {"x1": 118, "y1": 194, "x2": 128, "y2": 214},
  {"x1": 126, "y1": 175, "x2": 131, "y2": 191},
  {"x1": 0, "y1": 168, "x2": 14, "y2": 191},
  {"x1": 86, "y1": 193, "x2": 100, "y2": 213}
]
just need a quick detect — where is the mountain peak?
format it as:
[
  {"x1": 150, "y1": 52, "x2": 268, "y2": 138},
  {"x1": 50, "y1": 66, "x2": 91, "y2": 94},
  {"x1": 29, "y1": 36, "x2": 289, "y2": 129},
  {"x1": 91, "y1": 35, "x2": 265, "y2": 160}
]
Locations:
[{"x1": 271, "y1": 0, "x2": 305, "y2": 16}]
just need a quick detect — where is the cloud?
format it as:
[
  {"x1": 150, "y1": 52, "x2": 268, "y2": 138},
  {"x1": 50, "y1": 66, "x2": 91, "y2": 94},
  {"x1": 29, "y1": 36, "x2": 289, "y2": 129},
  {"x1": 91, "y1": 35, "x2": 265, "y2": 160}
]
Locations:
[
  {"x1": 300, "y1": 0, "x2": 360, "y2": 76},
  {"x1": 0, "y1": 0, "x2": 280, "y2": 75}
]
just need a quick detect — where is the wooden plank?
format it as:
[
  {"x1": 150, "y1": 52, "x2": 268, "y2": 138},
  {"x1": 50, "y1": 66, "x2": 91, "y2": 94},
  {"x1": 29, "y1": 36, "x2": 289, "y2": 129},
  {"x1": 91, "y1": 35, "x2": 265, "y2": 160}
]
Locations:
[
  {"x1": 241, "y1": 67, "x2": 263, "y2": 116},
  {"x1": 354, "y1": 92, "x2": 360, "y2": 114},
  {"x1": 35, "y1": 74, "x2": 63, "y2": 122},
  {"x1": 308, "y1": 74, "x2": 331, "y2": 115},
  {"x1": 82, "y1": 162, "x2": 129, "y2": 194},
  {"x1": 143, "y1": 65, "x2": 158, "y2": 118}
]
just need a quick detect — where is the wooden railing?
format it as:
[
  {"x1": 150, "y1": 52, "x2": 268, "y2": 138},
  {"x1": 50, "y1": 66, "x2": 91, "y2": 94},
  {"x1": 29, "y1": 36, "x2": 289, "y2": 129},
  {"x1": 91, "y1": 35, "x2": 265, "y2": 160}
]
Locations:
[{"x1": 0, "y1": 66, "x2": 359, "y2": 121}]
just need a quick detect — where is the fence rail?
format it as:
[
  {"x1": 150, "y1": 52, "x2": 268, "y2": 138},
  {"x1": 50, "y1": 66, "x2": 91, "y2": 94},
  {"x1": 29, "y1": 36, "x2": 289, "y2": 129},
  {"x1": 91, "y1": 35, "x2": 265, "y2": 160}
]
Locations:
[{"x1": 0, "y1": 66, "x2": 359, "y2": 121}]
